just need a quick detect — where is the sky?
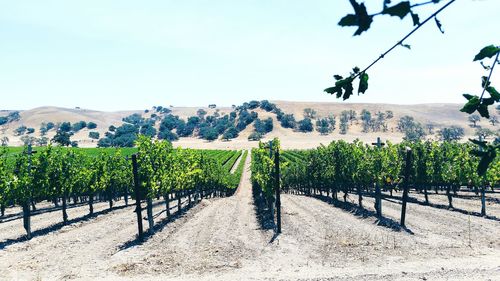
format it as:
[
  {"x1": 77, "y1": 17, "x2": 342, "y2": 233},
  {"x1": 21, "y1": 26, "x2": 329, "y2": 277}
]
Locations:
[{"x1": 0, "y1": 0, "x2": 499, "y2": 111}]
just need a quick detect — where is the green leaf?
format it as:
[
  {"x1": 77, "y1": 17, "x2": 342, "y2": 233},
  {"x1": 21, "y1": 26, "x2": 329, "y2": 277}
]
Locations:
[
  {"x1": 476, "y1": 148, "x2": 497, "y2": 176},
  {"x1": 324, "y1": 85, "x2": 343, "y2": 98},
  {"x1": 333, "y1": 75, "x2": 343, "y2": 81},
  {"x1": 358, "y1": 72, "x2": 369, "y2": 94},
  {"x1": 482, "y1": 97, "x2": 495, "y2": 106},
  {"x1": 462, "y1": 94, "x2": 476, "y2": 100},
  {"x1": 486, "y1": 86, "x2": 500, "y2": 101},
  {"x1": 410, "y1": 12, "x2": 420, "y2": 26},
  {"x1": 460, "y1": 96, "x2": 480, "y2": 114},
  {"x1": 352, "y1": 67, "x2": 360, "y2": 74},
  {"x1": 382, "y1": 1, "x2": 411, "y2": 19},
  {"x1": 343, "y1": 80, "x2": 354, "y2": 100},
  {"x1": 338, "y1": 14, "x2": 357, "y2": 27},
  {"x1": 434, "y1": 17, "x2": 444, "y2": 34},
  {"x1": 473, "y1": 45, "x2": 500, "y2": 61},
  {"x1": 477, "y1": 104, "x2": 490, "y2": 118}
]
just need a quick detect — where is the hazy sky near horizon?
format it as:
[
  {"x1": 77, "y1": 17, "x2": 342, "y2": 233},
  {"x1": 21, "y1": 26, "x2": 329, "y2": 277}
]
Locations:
[{"x1": 1, "y1": 0, "x2": 499, "y2": 111}]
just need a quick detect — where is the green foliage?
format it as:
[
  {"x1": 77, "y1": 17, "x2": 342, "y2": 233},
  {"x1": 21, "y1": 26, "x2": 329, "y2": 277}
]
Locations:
[
  {"x1": 280, "y1": 114, "x2": 296, "y2": 129},
  {"x1": 135, "y1": 136, "x2": 239, "y2": 199},
  {"x1": 467, "y1": 114, "x2": 481, "y2": 127},
  {"x1": 122, "y1": 113, "x2": 144, "y2": 126},
  {"x1": 316, "y1": 116, "x2": 336, "y2": 135},
  {"x1": 158, "y1": 130, "x2": 179, "y2": 141},
  {"x1": 325, "y1": 67, "x2": 368, "y2": 100},
  {"x1": 248, "y1": 132, "x2": 262, "y2": 141},
  {"x1": 89, "y1": 131, "x2": 100, "y2": 140},
  {"x1": 222, "y1": 127, "x2": 239, "y2": 140},
  {"x1": 0, "y1": 141, "x2": 242, "y2": 213},
  {"x1": 87, "y1": 122, "x2": 97, "y2": 129},
  {"x1": 278, "y1": 139, "x2": 499, "y2": 194},
  {"x1": 339, "y1": 111, "x2": 349, "y2": 134},
  {"x1": 254, "y1": 118, "x2": 273, "y2": 135},
  {"x1": 52, "y1": 130, "x2": 72, "y2": 146},
  {"x1": 251, "y1": 138, "x2": 283, "y2": 200},
  {"x1": 72, "y1": 121, "x2": 87, "y2": 132},
  {"x1": 59, "y1": 122, "x2": 72, "y2": 133},
  {"x1": 15, "y1": 126, "x2": 27, "y2": 136},
  {"x1": 397, "y1": 116, "x2": 426, "y2": 142},
  {"x1": 303, "y1": 108, "x2": 317, "y2": 119},
  {"x1": 438, "y1": 126, "x2": 464, "y2": 142},
  {"x1": 474, "y1": 45, "x2": 500, "y2": 61},
  {"x1": 7, "y1": 111, "x2": 20, "y2": 122},
  {"x1": 297, "y1": 118, "x2": 314, "y2": 132},
  {"x1": 139, "y1": 123, "x2": 157, "y2": 138}
]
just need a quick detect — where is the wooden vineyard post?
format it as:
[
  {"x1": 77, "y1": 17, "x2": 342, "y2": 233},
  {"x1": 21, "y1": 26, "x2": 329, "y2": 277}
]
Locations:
[
  {"x1": 480, "y1": 185, "x2": 486, "y2": 216},
  {"x1": 371, "y1": 137, "x2": 385, "y2": 217},
  {"x1": 400, "y1": 147, "x2": 412, "y2": 227},
  {"x1": 275, "y1": 149, "x2": 281, "y2": 234},
  {"x1": 23, "y1": 144, "x2": 36, "y2": 239},
  {"x1": 132, "y1": 154, "x2": 144, "y2": 241}
]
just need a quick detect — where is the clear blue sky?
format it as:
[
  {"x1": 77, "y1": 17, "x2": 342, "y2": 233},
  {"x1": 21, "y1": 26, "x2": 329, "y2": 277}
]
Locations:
[{"x1": 0, "y1": 0, "x2": 498, "y2": 111}]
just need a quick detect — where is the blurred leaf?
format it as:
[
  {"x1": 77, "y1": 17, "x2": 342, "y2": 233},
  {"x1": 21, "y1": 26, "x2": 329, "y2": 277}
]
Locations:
[
  {"x1": 460, "y1": 96, "x2": 480, "y2": 114},
  {"x1": 486, "y1": 86, "x2": 500, "y2": 101},
  {"x1": 343, "y1": 1, "x2": 373, "y2": 36},
  {"x1": 477, "y1": 104, "x2": 490, "y2": 118},
  {"x1": 434, "y1": 17, "x2": 444, "y2": 33},
  {"x1": 352, "y1": 66, "x2": 360, "y2": 74},
  {"x1": 410, "y1": 12, "x2": 420, "y2": 26},
  {"x1": 338, "y1": 14, "x2": 357, "y2": 27},
  {"x1": 333, "y1": 75, "x2": 343, "y2": 81},
  {"x1": 463, "y1": 94, "x2": 476, "y2": 100},
  {"x1": 473, "y1": 45, "x2": 500, "y2": 61},
  {"x1": 358, "y1": 72, "x2": 369, "y2": 94},
  {"x1": 343, "y1": 80, "x2": 354, "y2": 100},
  {"x1": 382, "y1": 1, "x2": 411, "y2": 19},
  {"x1": 481, "y1": 76, "x2": 491, "y2": 88},
  {"x1": 470, "y1": 138, "x2": 487, "y2": 148},
  {"x1": 480, "y1": 61, "x2": 491, "y2": 70},
  {"x1": 326, "y1": 76, "x2": 355, "y2": 100},
  {"x1": 477, "y1": 148, "x2": 497, "y2": 176},
  {"x1": 400, "y1": 43, "x2": 411, "y2": 50},
  {"x1": 482, "y1": 97, "x2": 495, "y2": 106}
]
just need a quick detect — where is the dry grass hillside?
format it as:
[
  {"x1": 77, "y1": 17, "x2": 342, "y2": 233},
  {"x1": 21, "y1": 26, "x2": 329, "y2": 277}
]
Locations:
[{"x1": 1, "y1": 101, "x2": 498, "y2": 149}]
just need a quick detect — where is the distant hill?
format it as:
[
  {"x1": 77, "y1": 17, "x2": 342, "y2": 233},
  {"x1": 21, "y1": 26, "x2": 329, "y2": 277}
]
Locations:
[{"x1": 0, "y1": 101, "x2": 498, "y2": 149}]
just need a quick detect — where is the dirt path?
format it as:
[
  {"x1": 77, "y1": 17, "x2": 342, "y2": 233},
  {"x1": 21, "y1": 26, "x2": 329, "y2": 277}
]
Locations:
[
  {"x1": 229, "y1": 150, "x2": 244, "y2": 174},
  {"x1": 111, "y1": 150, "x2": 273, "y2": 279},
  {"x1": 0, "y1": 195, "x2": 197, "y2": 280}
]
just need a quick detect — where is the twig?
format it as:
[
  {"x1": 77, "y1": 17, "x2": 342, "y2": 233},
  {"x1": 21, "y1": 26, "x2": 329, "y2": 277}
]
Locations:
[
  {"x1": 352, "y1": 0, "x2": 456, "y2": 80},
  {"x1": 479, "y1": 51, "x2": 500, "y2": 103}
]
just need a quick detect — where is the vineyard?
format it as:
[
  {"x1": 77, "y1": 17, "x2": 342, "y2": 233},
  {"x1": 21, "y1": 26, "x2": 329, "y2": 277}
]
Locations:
[
  {"x1": 252, "y1": 139, "x2": 500, "y2": 228},
  {"x1": 0, "y1": 137, "x2": 499, "y2": 280},
  {"x1": 0, "y1": 136, "x2": 247, "y2": 240}
]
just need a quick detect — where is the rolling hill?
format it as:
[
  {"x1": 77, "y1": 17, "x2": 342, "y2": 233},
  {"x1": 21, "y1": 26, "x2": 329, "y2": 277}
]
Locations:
[{"x1": 0, "y1": 101, "x2": 498, "y2": 149}]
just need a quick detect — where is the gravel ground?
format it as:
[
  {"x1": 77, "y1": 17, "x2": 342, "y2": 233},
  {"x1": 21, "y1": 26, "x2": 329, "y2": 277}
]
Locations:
[{"x1": 0, "y1": 153, "x2": 498, "y2": 281}]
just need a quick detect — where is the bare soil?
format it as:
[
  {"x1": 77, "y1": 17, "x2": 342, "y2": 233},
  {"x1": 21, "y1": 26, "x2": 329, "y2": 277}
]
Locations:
[{"x1": 0, "y1": 154, "x2": 499, "y2": 281}]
